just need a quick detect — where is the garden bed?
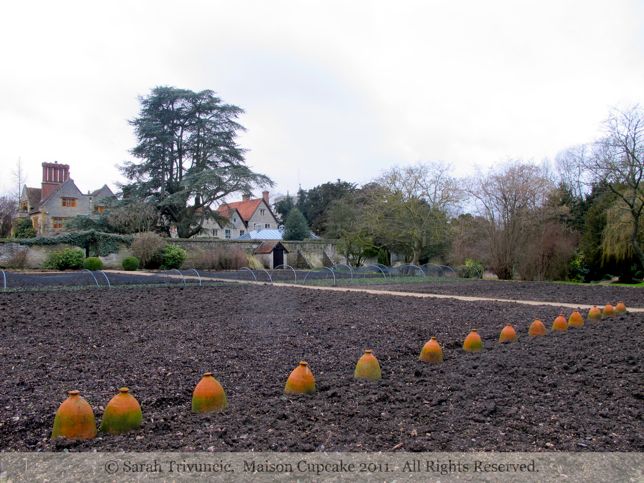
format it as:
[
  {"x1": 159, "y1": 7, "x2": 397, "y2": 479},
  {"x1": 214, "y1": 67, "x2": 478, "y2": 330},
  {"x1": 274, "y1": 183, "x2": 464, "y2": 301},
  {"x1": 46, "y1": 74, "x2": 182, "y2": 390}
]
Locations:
[
  {"x1": 0, "y1": 284, "x2": 641, "y2": 452},
  {"x1": 356, "y1": 279, "x2": 644, "y2": 307}
]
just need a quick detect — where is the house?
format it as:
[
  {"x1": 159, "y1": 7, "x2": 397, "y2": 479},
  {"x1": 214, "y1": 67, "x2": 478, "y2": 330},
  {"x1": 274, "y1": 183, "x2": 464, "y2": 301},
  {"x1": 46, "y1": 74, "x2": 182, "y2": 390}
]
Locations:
[
  {"x1": 17, "y1": 162, "x2": 114, "y2": 235},
  {"x1": 199, "y1": 191, "x2": 279, "y2": 239}
]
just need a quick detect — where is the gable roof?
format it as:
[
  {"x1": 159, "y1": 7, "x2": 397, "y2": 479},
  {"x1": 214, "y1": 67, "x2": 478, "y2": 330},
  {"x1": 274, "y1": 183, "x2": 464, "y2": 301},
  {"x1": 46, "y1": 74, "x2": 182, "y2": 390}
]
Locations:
[
  {"x1": 253, "y1": 241, "x2": 289, "y2": 255},
  {"x1": 217, "y1": 198, "x2": 264, "y2": 222},
  {"x1": 39, "y1": 178, "x2": 84, "y2": 206},
  {"x1": 26, "y1": 187, "x2": 42, "y2": 209},
  {"x1": 91, "y1": 184, "x2": 115, "y2": 199}
]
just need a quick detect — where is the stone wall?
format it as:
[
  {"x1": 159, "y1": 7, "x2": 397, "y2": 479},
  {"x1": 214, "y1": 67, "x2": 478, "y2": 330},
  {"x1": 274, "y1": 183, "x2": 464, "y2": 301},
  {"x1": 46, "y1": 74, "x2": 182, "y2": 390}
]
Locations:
[{"x1": 0, "y1": 238, "x2": 342, "y2": 270}]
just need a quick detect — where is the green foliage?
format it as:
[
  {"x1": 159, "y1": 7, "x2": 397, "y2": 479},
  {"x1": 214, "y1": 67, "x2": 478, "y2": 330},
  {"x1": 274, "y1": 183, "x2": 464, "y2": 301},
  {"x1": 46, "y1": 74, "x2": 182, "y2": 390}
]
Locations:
[
  {"x1": 14, "y1": 230, "x2": 131, "y2": 257},
  {"x1": 120, "y1": 86, "x2": 272, "y2": 238},
  {"x1": 161, "y1": 244, "x2": 187, "y2": 269},
  {"x1": 65, "y1": 215, "x2": 111, "y2": 232},
  {"x1": 44, "y1": 247, "x2": 85, "y2": 270},
  {"x1": 83, "y1": 257, "x2": 103, "y2": 271},
  {"x1": 13, "y1": 217, "x2": 36, "y2": 238},
  {"x1": 283, "y1": 208, "x2": 309, "y2": 241},
  {"x1": 274, "y1": 194, "x2": 295, "y2": 224},
  {"x1": 457, "y1": 258, "x2": 484, "y2": 279},
  {"x1": 296, "y1": 180, "x2": 357, "y2": 235},
  {"x1": 122, "y1": 256, "x2": 140, "y2": 271},
  {"x1": 567, "y1": 251, "x2": 589, "y2": 282}
]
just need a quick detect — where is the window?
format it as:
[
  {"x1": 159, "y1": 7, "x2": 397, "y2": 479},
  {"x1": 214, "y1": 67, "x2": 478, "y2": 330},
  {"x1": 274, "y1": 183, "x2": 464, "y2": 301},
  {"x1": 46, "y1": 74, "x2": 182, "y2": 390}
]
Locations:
[
  {"x1": 240, "y1": 230, "x2": 245, "y2": 236},
  {"x1": 52, "y1": 217, "x2": 65, "y2": 229},
  {"x1": 62, "y1": 197, "x2": 77, "y2": 207},
  {"x1": 20, "y1": 201, "x2": 28, "y2": 211},
  {"x1": 94, "y1": 205, "x2": 105, "y2": 214},
  {"x1": 265, "y1": 224, "x2": 271, "y2": 229},
  {"x1": 260, "y1": 209, "x2": 265, "y2": 216},
  {"x1": 254, "y1": 223, "x2": 260, "y2": 230},
  {"x1": 212, "y1": 229, "x2": 218, "y2": 236},
  {"x1": 225, "y1": 229, "x2": 231, "y2": 239}
]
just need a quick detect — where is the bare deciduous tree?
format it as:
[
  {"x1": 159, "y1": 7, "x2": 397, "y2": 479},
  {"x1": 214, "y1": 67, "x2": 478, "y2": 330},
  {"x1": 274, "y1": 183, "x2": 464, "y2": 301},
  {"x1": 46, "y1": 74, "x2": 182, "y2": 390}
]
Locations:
[
  {"x1": 468, "y1": 162, "x2": 553, "y2": 279},
  {"x1": 582, "y1": 105, "x2": 644, "y2": 270}
]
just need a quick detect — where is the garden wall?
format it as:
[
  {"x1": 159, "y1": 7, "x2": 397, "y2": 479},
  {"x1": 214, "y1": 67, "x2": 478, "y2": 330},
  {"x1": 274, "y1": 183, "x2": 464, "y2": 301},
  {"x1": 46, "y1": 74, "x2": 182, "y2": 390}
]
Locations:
[{"x1": 0, "y1": 238, "x2": 341, "y2": 269}]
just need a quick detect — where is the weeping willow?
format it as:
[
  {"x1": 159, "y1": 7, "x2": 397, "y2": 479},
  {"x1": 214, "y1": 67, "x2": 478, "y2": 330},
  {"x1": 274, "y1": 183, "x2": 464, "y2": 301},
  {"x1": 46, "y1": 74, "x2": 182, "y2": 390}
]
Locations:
[{"x1": 602, "y1": 199, "x2": 643, "y2": 263}]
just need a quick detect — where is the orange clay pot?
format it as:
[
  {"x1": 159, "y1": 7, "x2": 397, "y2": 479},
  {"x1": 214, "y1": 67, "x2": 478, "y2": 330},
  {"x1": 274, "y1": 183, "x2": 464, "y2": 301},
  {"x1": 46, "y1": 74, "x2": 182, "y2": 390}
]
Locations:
[
  {"x1": 498, "y1": 324, "x2": 517, "y2": 343},
  {"x1": 552, "y1": 313, "x2": 568, "y2": 332},
  {"x1": 588, "y1": 306, "x2": 602, "y2": 321},
  {"x1": 602, "y1": 304, "x2": 614, "y2": 318},
  {"x1": 354, "y1": 349, "x2": 382, "y2": 380},
  {"x1": 100, "y1": 387, "x2": 142, "y2": 434},
  {"x1": 285, "y1": 361, "x2": 316, "y2": 394},
  {"x1": 192, "y1": 373, "x2": 228, "y2": 413},
  {"x1": 614, "y1": 301, "x2": 627, "y2": 314},
  {"x1": 419, "y1": 337, "x2": 443, "y2": 364},
  {"x1": 51, "y1": 390, "x2": 96, "y2": 440},
  {"x1": 567, "y1": 310, "x2": 584, "y2": 329},
  {"x1": 528, "y1": 319, "x2": 547, "y2": 337},
  {"x1": 463, "y1": 329, "x2": 483, "y2": 352}
]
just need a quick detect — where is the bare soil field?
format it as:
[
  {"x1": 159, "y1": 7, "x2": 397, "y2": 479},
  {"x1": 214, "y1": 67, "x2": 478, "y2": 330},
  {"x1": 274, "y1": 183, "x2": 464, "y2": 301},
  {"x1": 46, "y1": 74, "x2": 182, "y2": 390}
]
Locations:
[
  {"x1": 0, "y1": 283, "x2": 642, "y2": 452},
  {"x1": 350, "y1": 279, "x2": 644, "y2": 307}
]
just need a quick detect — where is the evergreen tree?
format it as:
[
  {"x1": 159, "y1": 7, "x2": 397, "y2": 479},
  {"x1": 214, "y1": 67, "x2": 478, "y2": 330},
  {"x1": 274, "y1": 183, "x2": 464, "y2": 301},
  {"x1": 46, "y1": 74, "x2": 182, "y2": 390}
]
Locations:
[{"x1": 283, "y1": 207, "x2": 309, "y2": 241}]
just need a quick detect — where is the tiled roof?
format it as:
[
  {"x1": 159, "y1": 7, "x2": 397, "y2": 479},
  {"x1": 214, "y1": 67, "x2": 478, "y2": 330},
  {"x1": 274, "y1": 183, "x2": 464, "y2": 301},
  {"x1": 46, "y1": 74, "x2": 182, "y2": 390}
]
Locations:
[
  {"x1": 217, "y1": 198, "x2": 263, "y2": 222},
  {"x1": 26, "y1": 187, "x2": 42, "y2": 209},
  {"x1": 254, "y1": 241, "x2": 288, "y2": 254}
]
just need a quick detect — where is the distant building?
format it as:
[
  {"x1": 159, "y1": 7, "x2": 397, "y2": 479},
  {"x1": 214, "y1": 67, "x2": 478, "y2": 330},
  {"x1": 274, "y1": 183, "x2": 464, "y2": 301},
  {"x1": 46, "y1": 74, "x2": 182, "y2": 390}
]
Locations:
[
  {"x1": 17, "y1": 162, "x2": 114, "y2": 235},
  {"x1": 199, "y1": 191, "x2": 279, "y2": 239}
]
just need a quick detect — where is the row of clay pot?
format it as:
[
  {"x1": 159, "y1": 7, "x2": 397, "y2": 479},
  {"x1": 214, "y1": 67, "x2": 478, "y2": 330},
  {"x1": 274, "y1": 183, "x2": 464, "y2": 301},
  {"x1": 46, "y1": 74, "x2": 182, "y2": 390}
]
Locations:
[{"x1": 52, "y1": 302, "x2": 626, "y2": 440}]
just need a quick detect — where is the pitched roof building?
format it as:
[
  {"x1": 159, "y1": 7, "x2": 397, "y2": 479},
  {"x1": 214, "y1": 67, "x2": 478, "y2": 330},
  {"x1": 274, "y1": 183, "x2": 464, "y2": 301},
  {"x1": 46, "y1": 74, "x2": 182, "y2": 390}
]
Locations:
[
  {"x1": 17, "y1": 162, "x2": 114, "y2": 235},
  {"x1": 198, "y1": 191, "x2": 279, "y2": 239}
]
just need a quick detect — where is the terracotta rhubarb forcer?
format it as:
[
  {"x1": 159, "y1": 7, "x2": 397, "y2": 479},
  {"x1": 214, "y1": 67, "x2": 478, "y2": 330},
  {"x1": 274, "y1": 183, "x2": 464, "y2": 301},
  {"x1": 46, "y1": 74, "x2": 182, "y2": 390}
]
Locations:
[
  {"x1": 419, "y1": 337, "x2": 443, "y2": 364},
  {"x1": 192, "y1": 373, "x2": 228, "y2": 413},
  {"x1": 528, "y1": 319, "x2": 547, "y2": 337},
  {"x1": 567, "y1": 310, "x2": 584, "y2": 329},
  {"x1": 588, "y1": 306, "x2": 602, "y2": 321},
  {"x1": 285, "y1": 361, "x2": 316, "y2": 394},
  {"x1": 552, "y1": 313, "x2": 568, "y2": 332},
  {"x1": 498, "y1": 324, "x2": 517, "y2": 343},
  {"x1": 602, "y1": 304, "x2": 615, "y2": 318},
  {"x1": 354, "y1": 349, "x2": 382, "y2": 380},
  {"x1": 99, "y1": 387, "x2": 142, "y2": 434},
  {"x1": 463, "y1": 329, "x2": 483, "y2": 352},
  {"x1": 614, "y1": 301, "x2": 627, "y2": 315},
  {"x1": 51, "y1": 390, "x2": 96, "y2": 440}
]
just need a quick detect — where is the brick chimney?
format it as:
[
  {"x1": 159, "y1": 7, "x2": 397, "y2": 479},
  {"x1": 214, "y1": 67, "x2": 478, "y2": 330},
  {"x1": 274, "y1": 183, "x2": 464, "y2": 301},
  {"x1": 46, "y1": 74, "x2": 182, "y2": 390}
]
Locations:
[
  {"x1": 262, "y1": 191, "x2": 270, "y2": 204},
  {"x1": 41, "y1": 162, "x2": 70, "y2": 201}
]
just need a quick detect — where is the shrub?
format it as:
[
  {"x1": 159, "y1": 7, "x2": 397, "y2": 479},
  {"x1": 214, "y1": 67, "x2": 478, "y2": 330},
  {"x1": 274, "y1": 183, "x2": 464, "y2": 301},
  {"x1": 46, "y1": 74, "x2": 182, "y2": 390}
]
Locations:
[
  {"x1": 13, "y1": 218, "x2": 36, "y2": 238},
  {"x1": 122, "y1": 256, "x2": 140, "y2": 271},
  {"x1": 185, "y1": 247, "x2": 250, "y2": 270},
  {"x1": 131, "y1": 232, "x2": 166, "y2": 268},
  {"x1": 161, "y1": 244, "x2": 187, "y2": 269},
  {"x1": 457, "y1": 258, "x2": 484, "y2": 279},
  {"x1": 83, "y1": 257, "x2": 103, "y2": 271},
  {"x1": 44, "y1": 247, "x2": 85, "y2": 270}
]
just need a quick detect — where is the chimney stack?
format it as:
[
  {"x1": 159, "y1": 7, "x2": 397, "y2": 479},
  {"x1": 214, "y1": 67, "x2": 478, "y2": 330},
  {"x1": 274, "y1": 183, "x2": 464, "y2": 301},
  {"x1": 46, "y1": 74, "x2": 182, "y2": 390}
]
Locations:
[
  {"x1": 41, "y1": 162, "x2": 70, "y2": 201},
  {"x1": 262, "y1": 191, "x2": 270, "y2": 204}
]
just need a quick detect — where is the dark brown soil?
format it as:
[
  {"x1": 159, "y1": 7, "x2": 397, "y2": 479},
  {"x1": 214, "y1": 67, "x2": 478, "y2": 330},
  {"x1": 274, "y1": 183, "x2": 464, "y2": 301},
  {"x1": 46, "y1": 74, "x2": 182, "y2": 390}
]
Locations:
[
  {"x1": 0, "y1": 284, "x2": 642, "y2": 452},
  {"x1": 365, "y1": 279, "x2": 644, "y2": 307}
]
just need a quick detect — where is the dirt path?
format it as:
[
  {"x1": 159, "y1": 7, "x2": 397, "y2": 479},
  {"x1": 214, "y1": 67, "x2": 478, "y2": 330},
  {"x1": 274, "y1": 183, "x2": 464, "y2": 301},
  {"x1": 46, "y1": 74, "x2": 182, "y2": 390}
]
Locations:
[{"x1": 105, "y1": 270, "x2": 644, "y2": 312}]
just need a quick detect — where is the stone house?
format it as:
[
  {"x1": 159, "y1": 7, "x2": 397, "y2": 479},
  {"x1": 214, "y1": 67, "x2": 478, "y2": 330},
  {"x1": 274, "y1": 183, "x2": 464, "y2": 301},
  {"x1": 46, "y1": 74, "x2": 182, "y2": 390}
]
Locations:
[
  {"x1": 199, "y1": 191, "x2": 279, "y2": 239},
  {"x1": 17, "y1": 162, "x2": 114, "y2": 235}
]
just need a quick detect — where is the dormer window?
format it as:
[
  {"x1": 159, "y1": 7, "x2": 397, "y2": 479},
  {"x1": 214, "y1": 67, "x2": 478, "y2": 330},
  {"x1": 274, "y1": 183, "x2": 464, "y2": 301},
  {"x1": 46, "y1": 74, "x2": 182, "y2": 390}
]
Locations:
[{"x1": 62, "y1": 197, "x2": 77, "y2": 207}]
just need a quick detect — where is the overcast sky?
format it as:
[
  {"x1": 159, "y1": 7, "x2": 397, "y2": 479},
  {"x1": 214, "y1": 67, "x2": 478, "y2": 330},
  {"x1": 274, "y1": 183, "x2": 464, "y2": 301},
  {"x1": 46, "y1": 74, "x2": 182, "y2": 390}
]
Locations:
[{"x1": 1, "y1": 0, "x2": 642, "y2": 201}]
